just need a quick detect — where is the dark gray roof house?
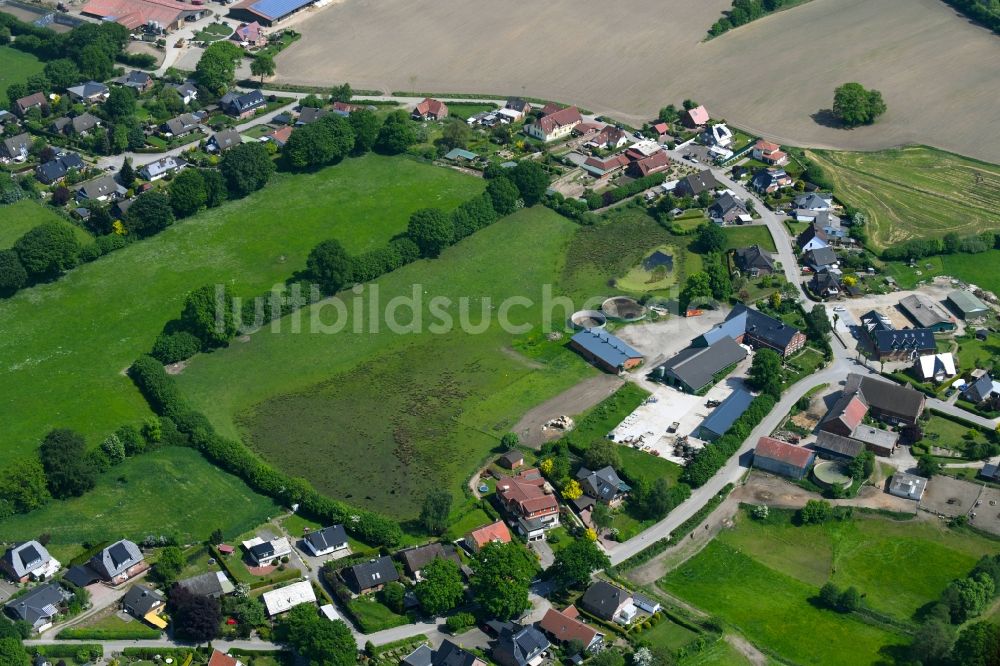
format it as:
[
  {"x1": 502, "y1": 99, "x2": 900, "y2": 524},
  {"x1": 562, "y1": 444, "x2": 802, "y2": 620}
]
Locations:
[
  {"x1": 653, "y1": 337, "x2": 748, "y2": 394},
  {"x1": 116, "y1": 70, "x2": 153, "y2": 91},
  {"x1": 403, "y1": 640, "x2": 485, "y2": 666},
  {"x1": 844, "y1": 373, "x2": 926, "y2": 425},
  {"x1": 302, "y1": 524, "x2": 348, "y2": 557},
  {"x1": 4, "y1": 583, "x2": 69, "y2": 631},
  {"x1": 397, "y1": 543, "x2": 460, "y2": 578},
  {"x1": 576, "y1": 466, "x2": 631, "y2": 505},
  {"x1": 122, "y1": 584, "x2": 164, "y2": 618},
  {"x1": 208, "y1": 129, "x2": 243, "y2": 152},
  {"x1": 296, "y1": 106, "x2": 329, "y2": 125},
  {"x1": 493, "y1": 624, "x2": 550, "y2": 666},
  {"x1": 177, "y1": 571, "x2": 235, "y2": 598},
  {"x1": 343, "y1": 556, "x2": 399, "y2": 594},
  {"x1": 220, "y1": 90, "x2": 266, "y2": 116},
  {"x1": 50, "y1": 113, "x2": 100, "y2": 135},
  {"x1": 90, "y1": 539, "x2": 143, "y2": 581},
  {"x1": 580, "y1": 581, "x2": 632, "y2": 622},
  {"x1": 75, "y1": 173, "x2": 122, "y2": 202},
  {"x1": 162, "y1": 111, "x2": 206, "y2": 137},
  {"x1": 806, "y1": 247, "x2": 838, "y2": 271},
  {"x1": 66, "y1": 81, "x2": 109, "y2": 103},
  {"x1": 675, "y1": 169, "x2": 719, "y2": 196},
  {"x1": 733, "y1": 245, "x2": 774, "y2": 276},
  {"x1": 1, "y1": 132, "x2": 31, "y2": 161},
  {"x1": 36, "y1": 152, "x2": 85, "y2": 184},
  {"x1": 707, "y1": 192, "x2": 747, "y2": 223},
  {"x1": 811, "y1": 269, "x2": 841, "y2": 297},
  {"x1": 964, "y1": 373, "x2": 998, "y2": 404},
  {"x1": 1, "y1": 541, "x2": 53, "y2": 581}
]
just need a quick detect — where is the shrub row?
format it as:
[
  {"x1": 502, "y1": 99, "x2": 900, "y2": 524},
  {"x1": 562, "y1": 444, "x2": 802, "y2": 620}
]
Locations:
[
  {"x1": 681, "y1": 395, "x2": 777, "y2": 487},
  {"x1": 57, "y1": 626, "x2": 161, "y2": 640},
  {"x1": 129, "y1": 356, "x2": 403, "y2": 546},
  {"x1": 617, "y1": 483, "x2": 735, "y2": 571},
  {"x1": 585, "y1": 172, "x2": 667, "y2": 210}
]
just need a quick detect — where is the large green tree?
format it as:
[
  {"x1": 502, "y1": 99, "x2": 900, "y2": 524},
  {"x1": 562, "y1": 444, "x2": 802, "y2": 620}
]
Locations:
[
  {"x1": 695, "y1": 223, "x2": 726, "y2": 254},
  {"x1": 832, "y1": 82, "x2": 887, "y2": 128},
  {"x1": 220, "y1": 142, "x2": 275, "y2": 197},
  {"x1": 154, "y1": 546, "x2": 185, "y2": 584},
  {"x1": 0, "y1": 459, "x2": 50, "y2": 517},
  {"x1": 39, "y1": 429, "x2": 96, "y2": 499},
  {"x1": 508, "y1": 161, "x2": 549, "y2": 206},
  {"x1": 168, "y1": 169, "x2": 208, "y2": 218},
  {"x1": 471, "y1": 541, "x2": 538, "y2": 620},
  {"x1": 414, "y1": 558, "x2": 465, "y2": 615},
  {"x1": 283, "y1": 114, "x2": 355, "y2": 169},
  {"x1": 250, "y1": 53, "x2": 275, "y2": 84},
  {"x1": 279, "y1": 603, "x2": 356, "y2": 666},
  {"x1": 306, "y1": 239, "x2": 353, "y2": 295},
  {"x1": 748, "y1": 348, "x2": 783, "y2": 398},
  {"x1": 167, "y1": 585, "x2": 221, "y2": 643},
  {"x1": 195, "y1": 41, "x2": 244, "y2": 95},
  {"x1": 486, "y1": 177, "x2": 520, "y2": 216},
  {"x1": 419, "y1": 489, "x2": 452, "y2": 535},
  {"x1": 550, "y1": 538, "x2": 609, "y2": 590},
  {"x1": 13, "y1": 223, "x2": 79, "y2": 280},
  {"x1": 348, "y1": 109, "x2": 380, "y2": 155},
  {"x1": 0, "y1": 636, "x2": 29, "y2": 666},
  {"x1": 181, "y1": 284, "x2": 238, "y2": 348},
  {"x1": 43, "y1": 59, "x2": 81, "y2": 89},
  {"x1": 0, "y1": 249, "x2": 27, "y2": 296},
  {"x1": 124, "y1": 191, "x2": 175, "y2": 237},
  {"x1": 407, "y1": 208, "x2": 454, "y2": 258},
  {"x1": 104, "y1": 87, "x2": 135, "y2": 121},
  {"x1": 374, "y1": 111, "x2": 417, "y2": 154},
  {"x1": 680, "y1": 271, "x2": 713, "y2": 310},
  {"x1": 952, "y1": 621, "x2": 1000, "y2": 666}
]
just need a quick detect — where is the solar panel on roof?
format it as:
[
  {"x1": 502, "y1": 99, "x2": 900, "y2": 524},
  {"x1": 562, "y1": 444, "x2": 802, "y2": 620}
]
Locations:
[{"x1": 249, "y1": 0, "x2": 313, "y2": 20}]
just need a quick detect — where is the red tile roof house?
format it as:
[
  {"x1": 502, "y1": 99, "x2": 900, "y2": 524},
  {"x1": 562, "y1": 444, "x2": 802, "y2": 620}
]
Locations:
[
  {"x1": 681, "y1": 105, "x2": 710, "y2": 128},
  {"x1": 581, "y1": 154, "x2": 630, "y2": 181},
  {"x1": 539, "y1": 606, "x2": 604, "y2": 653},
  {"x1": 14, "y1": 92, "x2": 47, "y2": 117},
  {"x1": 230, "y1": 21, "x2": 267, "y2": 48},
  {"x1": 525, "y1": 106, "x2": 582, "y2": 142},
  {"x1": 651, "y1": 122, "x2": 670, "y2": 140},
  {"x1": 264, "y1": 125, "x2": 294, "y2": 147},
  {"x1": 587, "y1": 126, "x2": 627, "y2": 150},
  {"x1": 752, "y1": 139, "x2": 789, "y2": 166},
  {"x1": 752, "y1": 436, "x2": 815, "y2": 481},
  {"x1": 411, "y1": 98, "x2": 449, "y2": 121},
  {"x1": 464, "y1": 520, "x2": 511, "y2": 553},
  {"x1": 81, "y1": 0, "x2": 205, "y2": 32},
  {"x1": 496, "y1": 468, "x2": 560, "y2": 541},
  {"x1": 629, "y1": 151, "x2": 671, "y2": 178}
]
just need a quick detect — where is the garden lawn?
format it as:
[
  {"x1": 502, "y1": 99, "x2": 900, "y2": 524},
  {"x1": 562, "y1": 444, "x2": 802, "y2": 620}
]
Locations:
[
  {"x1": 661, "y1": 540, "x2": 907, "y2": 666},
  {"x1": 636, "y1": 618, "x2": 700, "y2": 653},
  {"x1": 922, "y1": 414, "x2": 989, "y2": 454},
  {"x1": 0, "y1": 200, "x2": 92, "y2": 249},
  {"x1": 954, "y1": 333, "x2": 1000, "y2": 373},
  {"x1": 721, "y1": 225, "x2": 776, "y2": 252},
  {"x1": 443, "y1": 102, "x2": 498, "y2": 120},
  {"x1": 176, "y1": 208, "x2": 597, "y2": 520},
  {"x1": 348, "y1": 597, "x2": 409, "y2": 633},
  {"x1": 0, "y1": 45, "x2": 44, "y2": 100},
  {"x1": 807, "y1": 146, "x2": 1000, "y2": 252},
  {"x1": 0, "y1": 155, "x2": 482, "y2": 458},
  {"x1": 678, "y1": 637, "x2": 755, "y2": 666},
  {"x1": 0, "y1": 447, "x2": 281, "y2": 547}
]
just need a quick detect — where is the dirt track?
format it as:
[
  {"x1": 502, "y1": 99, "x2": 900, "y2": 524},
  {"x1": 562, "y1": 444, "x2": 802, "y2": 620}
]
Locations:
[
  {"x1": 510, "y1": 373, "x2": 623, "y2": 448},
  {"x1": 276, "y1": 0, "x2": 1000, "y2": 163}
]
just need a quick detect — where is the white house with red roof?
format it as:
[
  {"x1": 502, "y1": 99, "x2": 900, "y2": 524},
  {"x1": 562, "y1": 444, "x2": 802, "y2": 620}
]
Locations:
[
  {"x1": 525, "y1": 106, "x2": 582, "y2": 142},
  {"x1": 681, "y1": 105, "x2": 710, "y2": 128},
  {"x1": 752, "y1": 139, "x2": 789, "y2": 166}
]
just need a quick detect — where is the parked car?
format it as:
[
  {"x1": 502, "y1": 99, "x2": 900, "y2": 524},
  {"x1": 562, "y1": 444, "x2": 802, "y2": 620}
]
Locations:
[
  {"x1": 833, "y1": 306, "x2": 846, "y2": 312},
  {"x1": 667, "y1": 422, "x2": 680, "y2": 433},
  {"x1": 705, "y1": 399, "x2": 721, "y2": 407}
]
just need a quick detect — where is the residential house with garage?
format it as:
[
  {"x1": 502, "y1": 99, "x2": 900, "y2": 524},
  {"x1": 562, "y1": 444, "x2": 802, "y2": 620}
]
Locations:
[
  {"x1": 707, "y1": 192, "x2": 747, "y2": 224},
  {"x1": 503, "y1": 98, "x2": 531, "y2": 120},
  {"x1": 810, "y1": 269, "x2": 841, "y2": 298},
  {"x1": 3, "y1": 583, "x2": 70, "y2": 633},
  {"x1": 576, "y1": 466, "x2": 631, "y2": 508},
  {"x1": 121, "y1": 584, "x2": 167, "y2": 629},
  {"x1": 793, "y1": 192, "x2": 834, "y2": 217},
  {"x1": 411, "y1": 98, "x2": 449, "y2": 121},
  {"x1": 538, "y1": 606, "x2": 603, "y2": 653},
  {"x1": 916, "y1": 352, "x2": 957, "y2": 382},
  {"x1": 962, "y1": 373, "x2": 1000, "y2": 410},
  {"x1": 681, "y1": 105, "x2": 709, "y2": 128},
  {"x1": 752, "y1": 139, "x2": 788, "y2": 165},
  {"x1": 172, "y1": 81, "x2": 199, "y2": 105},
  {"x1": 116, "y1": 70, "x2": 154, "y2": 93},
  {"x1": 629, "y1": 150, "x2": 671, "y2": 178},
  {"x1": 569, "y1": 328, "x2": 643, "y2": 373},
  {"x1": 580, "y1": 581, "x2": 637, "y2": 626},
  {"x1": 176, "y1": 571, "x2": 235, "y2": 598},
  {"x1": 750, "y1": 167, "x2": 792, "y2": 194},
  {"x1": 14, "y1": 92, "x2": 48, "y2": 117},
  {"x1": 302, "y1": 525, "x2": 348, "y2": 557},
  {"x1": 396, "y1": 543, "x2": 461, "y2": 581},
  {"x1": 244, "y1": 537, "x2": 291, "y2": 566},
  {"x1": 733, "y1": 245, "x2": 775, "y2": 277},
  {"x1": 230, "y1": 21, "x2": 267, "y2": 48},
  {"x1": 140, "y1": 156, "x2": 187, "y2": 181},
  {"x1": 1, "y1": 541, "x2": 60, "y2": 583},
  {"x1": 66, "y1": 81, "x2": 110, "y2": 104},
  {"x1": 50, "y1": 113, "x2": 101, "y2": 137},
  {"x1": 753, "y1": 436, "x2": 814, "y2": 480},
  {"x1": 90, "y1": 539, "x2": 146, "y2": 584},
  {"x1": 296, "y1": 107, "x2": 328, "y2": 125},
  {"x1": 797, "y1": 224, "x2": 829, "y2": 253},
  {"x1": 342, "y1": 556, "x2": 399, "y2": 595},
  {"x1": 524, "y1": 106, "x2": 581, "y2": 142},
  {"x1": 207, "y1": 129, "x2": 243, "y2": 153},
  {"x1": 220, "y1": 90, "x2": 266, "y2": 119},
  {"x1": 493, "y1": 624, "x2": 550, "y2": 666},
  {"x1": 587, "y1": 125, "x2": 628, "y2": 150},
  {"x1": 403, "y1": 640, "x2": 486, "y2": 666},
  {"x1": 1, "y1": 133, "x2": 31, "y2": 162},
  {"x1": 464, "y1": 520, "x2": 511, "y2": 553},
  {"x1": 497, "y1": 468, "x2": 560, "y2": 540},
  {"x1": 261, "y1": 580, "x2": 316, "y2": 616},
  {"x1": 162, "y1": 112, "x2": 206, "y2": 137},
  {"x1": 674, "y1": 169, "x2": 719, "y2": 197}
]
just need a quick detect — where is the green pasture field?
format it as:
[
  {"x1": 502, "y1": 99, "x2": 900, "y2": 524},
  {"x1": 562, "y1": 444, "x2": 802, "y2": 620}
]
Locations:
[
  {"x1": 563, "y1": 209, "x2": 701, "y2": 300},
  {"x1": 882, "y1": 251, "x2": 1000, "y2": 295},
  {"x1": 0, "y1": 45, "x2": 44, "y2": 100},
  {"x1": 0, "y1": 200, "x2": 92, "y2": 249},
  {"x1": 807, "y1": 146, "x2": 1000, "y2": 251},
  {"x1": 616, "y1": 244, "x2": 681, "y2": 292},
  {"x1": 690, "y1": 509, "x2": 997, "y2": 622},
  {"x1": 0, "y1": 447, "x2": 281, "y2": 549},
  {"x1": 175, "y1": 207, "x2": 597, "y2": 520},
  {"x1": 0, "y1": 155, "x2": 482, "y2": 458},
  {"x1": 661, "y1": 540, "x2": 907, "y2": 666},
  {"x1": 678, "y1": 637, "x2": 755, "y2": 666},
  {"x1": 635, "y1": 618, "x2": 700, "y2": 653},
  {"x1": 721, "y1": 225, "x2": 776, "y2": 252}
]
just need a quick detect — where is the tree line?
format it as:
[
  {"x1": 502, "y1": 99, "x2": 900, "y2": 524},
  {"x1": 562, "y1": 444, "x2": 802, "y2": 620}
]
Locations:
[{"x1": 707, "y1": 0, "x2": 799, "y2": 38}]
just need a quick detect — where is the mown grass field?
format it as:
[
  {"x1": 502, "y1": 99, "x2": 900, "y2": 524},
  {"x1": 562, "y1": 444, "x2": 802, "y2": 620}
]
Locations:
[
  {"x1": 722, "y1": 225, "x2": 776, "y2": 252},
  {"x1": 808, "y1": 146, "x2": 1000, "y2": 251},
  {"x1": 0, "y1": 447, "x2": 280, "y2": 549},
  {"x1": 882, "y1": 251, "x2": 1000, "y2": 295},
  {"x1": 0, "y1": 155, "x2": 482, "y2": 458},
  {"x1": 176, "y1": 208, "x2": 597, "y2": 519},
  {"x1": 662, "y1": 510, "x2": 999, "y2": 664},
  {"x1": 0, "y1": 45, "x2": 44, "y2": 100},
  {"x1": 0, "y1": 200, "x2": 92, "y2": 249},
  {"x1": 661, "y1": 540, "x2": 907, "y2": 666}
]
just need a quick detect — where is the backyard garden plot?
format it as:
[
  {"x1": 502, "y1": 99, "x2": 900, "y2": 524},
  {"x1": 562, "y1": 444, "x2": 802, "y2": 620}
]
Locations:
[
  {"x1": 0, "y1": 447, "x2": 280, "y2": 549},
  {"x1": 0, "y1": 155, "x2": 481, "y2": 458},
  {"x1": 176, "y1": 208, "x2": 597, "y2": 520},
  {"x1": 808, "y1": 146, "x2": 1000, "y2": 251},
  {"x1": 0, "y1": 200, "x2": 92, "y2": 249},
  {"x1": 0, "y1": 45, "x2": 44, "y2": 100}
]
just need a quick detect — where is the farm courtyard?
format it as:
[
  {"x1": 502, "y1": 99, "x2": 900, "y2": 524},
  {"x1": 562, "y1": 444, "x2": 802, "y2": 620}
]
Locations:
[{"x1": 277, "y1": 0, "x2": 1000, "y2": 163}]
